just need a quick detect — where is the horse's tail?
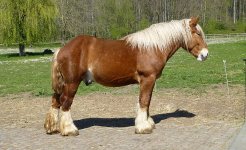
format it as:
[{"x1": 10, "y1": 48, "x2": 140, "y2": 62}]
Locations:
[{"x1": 51, "y1": 49, "x2": 64, "y2": 95}]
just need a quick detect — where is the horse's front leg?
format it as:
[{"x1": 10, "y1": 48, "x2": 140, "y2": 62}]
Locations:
[
  {"x1": 135, "y1": 75, "x2": 156, "y2": 134},
  {"x1": 59, "y1": 83, "x2": 80, "y2": 136}
]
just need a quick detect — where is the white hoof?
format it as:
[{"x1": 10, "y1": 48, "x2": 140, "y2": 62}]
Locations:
[{"x1": 135, "y1": 119, "x2": 154, "y2": 134}]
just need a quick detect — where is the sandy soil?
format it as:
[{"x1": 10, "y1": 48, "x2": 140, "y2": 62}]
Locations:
[{"x1": 0, "y1": 84, "x2": 244, "y2": 149}]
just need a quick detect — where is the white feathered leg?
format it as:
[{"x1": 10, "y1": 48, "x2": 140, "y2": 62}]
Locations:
[
  {"x1": 44, "y1": 107, "x2": 60, "y2": 134},
  {"x1": 135, "y1": 103, "x2": 155, "y2": 134},
  {"x1": 60, "y1": 109, "x2": 79, "y2": 136}
]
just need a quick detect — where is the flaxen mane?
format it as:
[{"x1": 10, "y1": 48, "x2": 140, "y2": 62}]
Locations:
[{"x1": 123, "y1": 19, "x2": 205, "y2": 51}]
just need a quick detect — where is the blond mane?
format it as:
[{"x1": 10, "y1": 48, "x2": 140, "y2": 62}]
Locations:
[{"x1": 123, "y1": 19, "x2": 205, "y2": 51}]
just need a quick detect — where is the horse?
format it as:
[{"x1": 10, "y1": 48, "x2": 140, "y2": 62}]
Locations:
[{"x1": 44, "y1": 17, "x2": 208, "y2": 136}]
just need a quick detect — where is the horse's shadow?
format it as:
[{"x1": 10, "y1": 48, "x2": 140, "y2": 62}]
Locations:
[{"x1": 74, "y1": 109, "x2": 195, "y2": 130}]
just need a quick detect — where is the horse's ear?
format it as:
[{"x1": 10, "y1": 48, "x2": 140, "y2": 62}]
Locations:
[
  {"x1": 190, "y1": 16, "x2": 199, "y2": 27},
  {"x1": 195, "y1": 16, "x2": 200, "y2": 23}
]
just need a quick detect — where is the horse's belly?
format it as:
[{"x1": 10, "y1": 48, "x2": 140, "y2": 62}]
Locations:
[
  {"x1": 91, "y1": 69, "x2": 139, "y2": 87},
  {"x1": 97, "y1": 78, "x2": 138, "y2": 87}
]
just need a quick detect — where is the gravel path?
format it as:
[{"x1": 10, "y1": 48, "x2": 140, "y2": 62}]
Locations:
[{"x1": 0, "y1": 85, "x2": 244, "y2": 149}]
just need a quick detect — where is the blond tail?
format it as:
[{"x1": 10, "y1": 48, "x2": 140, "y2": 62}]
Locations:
[{"x1": 51, "y1": 49, "x2": 64, "y2": 94}]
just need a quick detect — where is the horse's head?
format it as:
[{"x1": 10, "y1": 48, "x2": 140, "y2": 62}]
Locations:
[{"x1": 185, "y1": 17, "x2": 208, "y2": 61}]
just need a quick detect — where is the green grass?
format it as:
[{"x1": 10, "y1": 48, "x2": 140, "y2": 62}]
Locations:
[
  {"x1": 0, "y1": 42, "x2": 245, "y2": 97},
  {"x1": 158, "y1": 42, "x2": 246, "y2": 89},
  {"x1": 0, "y1": 56, "x2": 51, "y2": 96}
]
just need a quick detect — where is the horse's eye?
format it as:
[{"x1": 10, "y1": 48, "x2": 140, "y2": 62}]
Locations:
[{"x1": 196, "y1": 32, "x2": 201, "y2": 36}]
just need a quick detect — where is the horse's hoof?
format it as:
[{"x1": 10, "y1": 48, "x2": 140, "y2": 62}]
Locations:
[
  {"x1": 44, "y1": 123, "x2": 60, "y2": 135},
  {"x1": 148, "y1": 117, "x2": 156, "y2": 129},
  {"x1": 46, "y1": 130, "x2": 60, "y2": 135},
  {"x1": 44, "y1": 118, "x2": 59, "y2": 135},
  {"x1": 44, "y1": 107, "x2": 59, "y2": 135},
  {"x1": 135, "y1": 116, "x2": 155, "y2": 134},
  {"x1": 61, "y1": 130, "x2": 79, "y2": 136},
  {"x1": 135, "y1": 128, "x2": 153, "y2": 134},
  {"x1": 151, "y1": 124, "x2": 156, "y2": 129},
  {"x1": 68, "y1": 130, "x2": 79, "y2": 136}
]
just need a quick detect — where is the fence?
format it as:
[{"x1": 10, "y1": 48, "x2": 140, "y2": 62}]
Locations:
[{"x1": 206, "y1": 33, "x2": 246, "y2": 44}]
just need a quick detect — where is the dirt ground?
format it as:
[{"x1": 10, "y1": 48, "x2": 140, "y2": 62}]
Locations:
[{"x1": 0, "y1": 84, "x2": 245, "y2": 149}]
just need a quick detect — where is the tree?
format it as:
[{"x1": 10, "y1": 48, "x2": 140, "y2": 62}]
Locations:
[
  {"x1": 0, "y1": 0, "x2": 58, "y2": 56},
  {"x1": 88, "y1": 0, "x2": 135, "y2": 39},
  {"x1": 234, "y1": 0, "x2": 237, "y2": 24}
]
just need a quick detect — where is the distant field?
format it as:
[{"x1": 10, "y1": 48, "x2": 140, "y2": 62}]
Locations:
[{"x1": 0, "y1": 42, "x2": 245, "y2": 96}]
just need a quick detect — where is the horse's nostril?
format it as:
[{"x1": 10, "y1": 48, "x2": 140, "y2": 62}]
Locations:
[
  {"x1": 197, "y1": 49, "x2": 208, "y2": 61},
  {"x1": 202, "y1": 55, "x2": 207, "y2": 60},
  {"x1": 203, "y1": 53, "x2": 207, "y2": 58},
  {"x1": 201, "y1": 48, "x2": 208, "y2": 58}
]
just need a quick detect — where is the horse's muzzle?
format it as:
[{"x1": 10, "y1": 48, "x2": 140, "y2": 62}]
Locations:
[{"x1": 197, "y1": 48, "x2": 208, "y2": 61}]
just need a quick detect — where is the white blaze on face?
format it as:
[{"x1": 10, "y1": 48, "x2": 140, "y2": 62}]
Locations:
[{"x1": 197, "y1": 48, "x2": 209, "y2": 61}]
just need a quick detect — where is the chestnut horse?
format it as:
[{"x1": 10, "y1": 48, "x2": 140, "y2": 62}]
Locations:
[{"x1": 44, "y1": 17, "x2": 208, "y2": 136}]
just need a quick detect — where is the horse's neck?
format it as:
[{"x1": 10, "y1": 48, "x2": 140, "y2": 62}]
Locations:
[{"x1": 163, "y1": 41, "x2": 183, "y2": 61}]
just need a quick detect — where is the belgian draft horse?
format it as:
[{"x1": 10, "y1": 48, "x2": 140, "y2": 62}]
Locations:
[{"x1": 44, "y1": 17, "x2": 208, "y2": 136}]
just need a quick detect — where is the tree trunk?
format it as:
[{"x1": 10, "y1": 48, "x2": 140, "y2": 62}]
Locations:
[
  {"x1": 234, "y1": 0, "x2": 237, "y2": 24},
  {"x1": 19, "y1": 43, "x2": 25, "y2": 56}
]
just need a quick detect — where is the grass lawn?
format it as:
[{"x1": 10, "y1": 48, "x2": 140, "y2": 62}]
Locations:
[
  {"x1": 0, "y1": 42, "x2": 245, "y2": 96},
  {"x1": 159, "y1": 42, "x2": 246, "y2": 88}
]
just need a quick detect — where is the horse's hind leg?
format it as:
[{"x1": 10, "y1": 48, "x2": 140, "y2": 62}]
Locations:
[
  {"x1": 59, "y1": 83, "x2": 80, "y2": 136},
  {"x1": 44, "y1": 93, "x2": 60, "y2": 134},
  {"x1": 135, "y1": 75, "x2": 156, "y2": 134}
]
